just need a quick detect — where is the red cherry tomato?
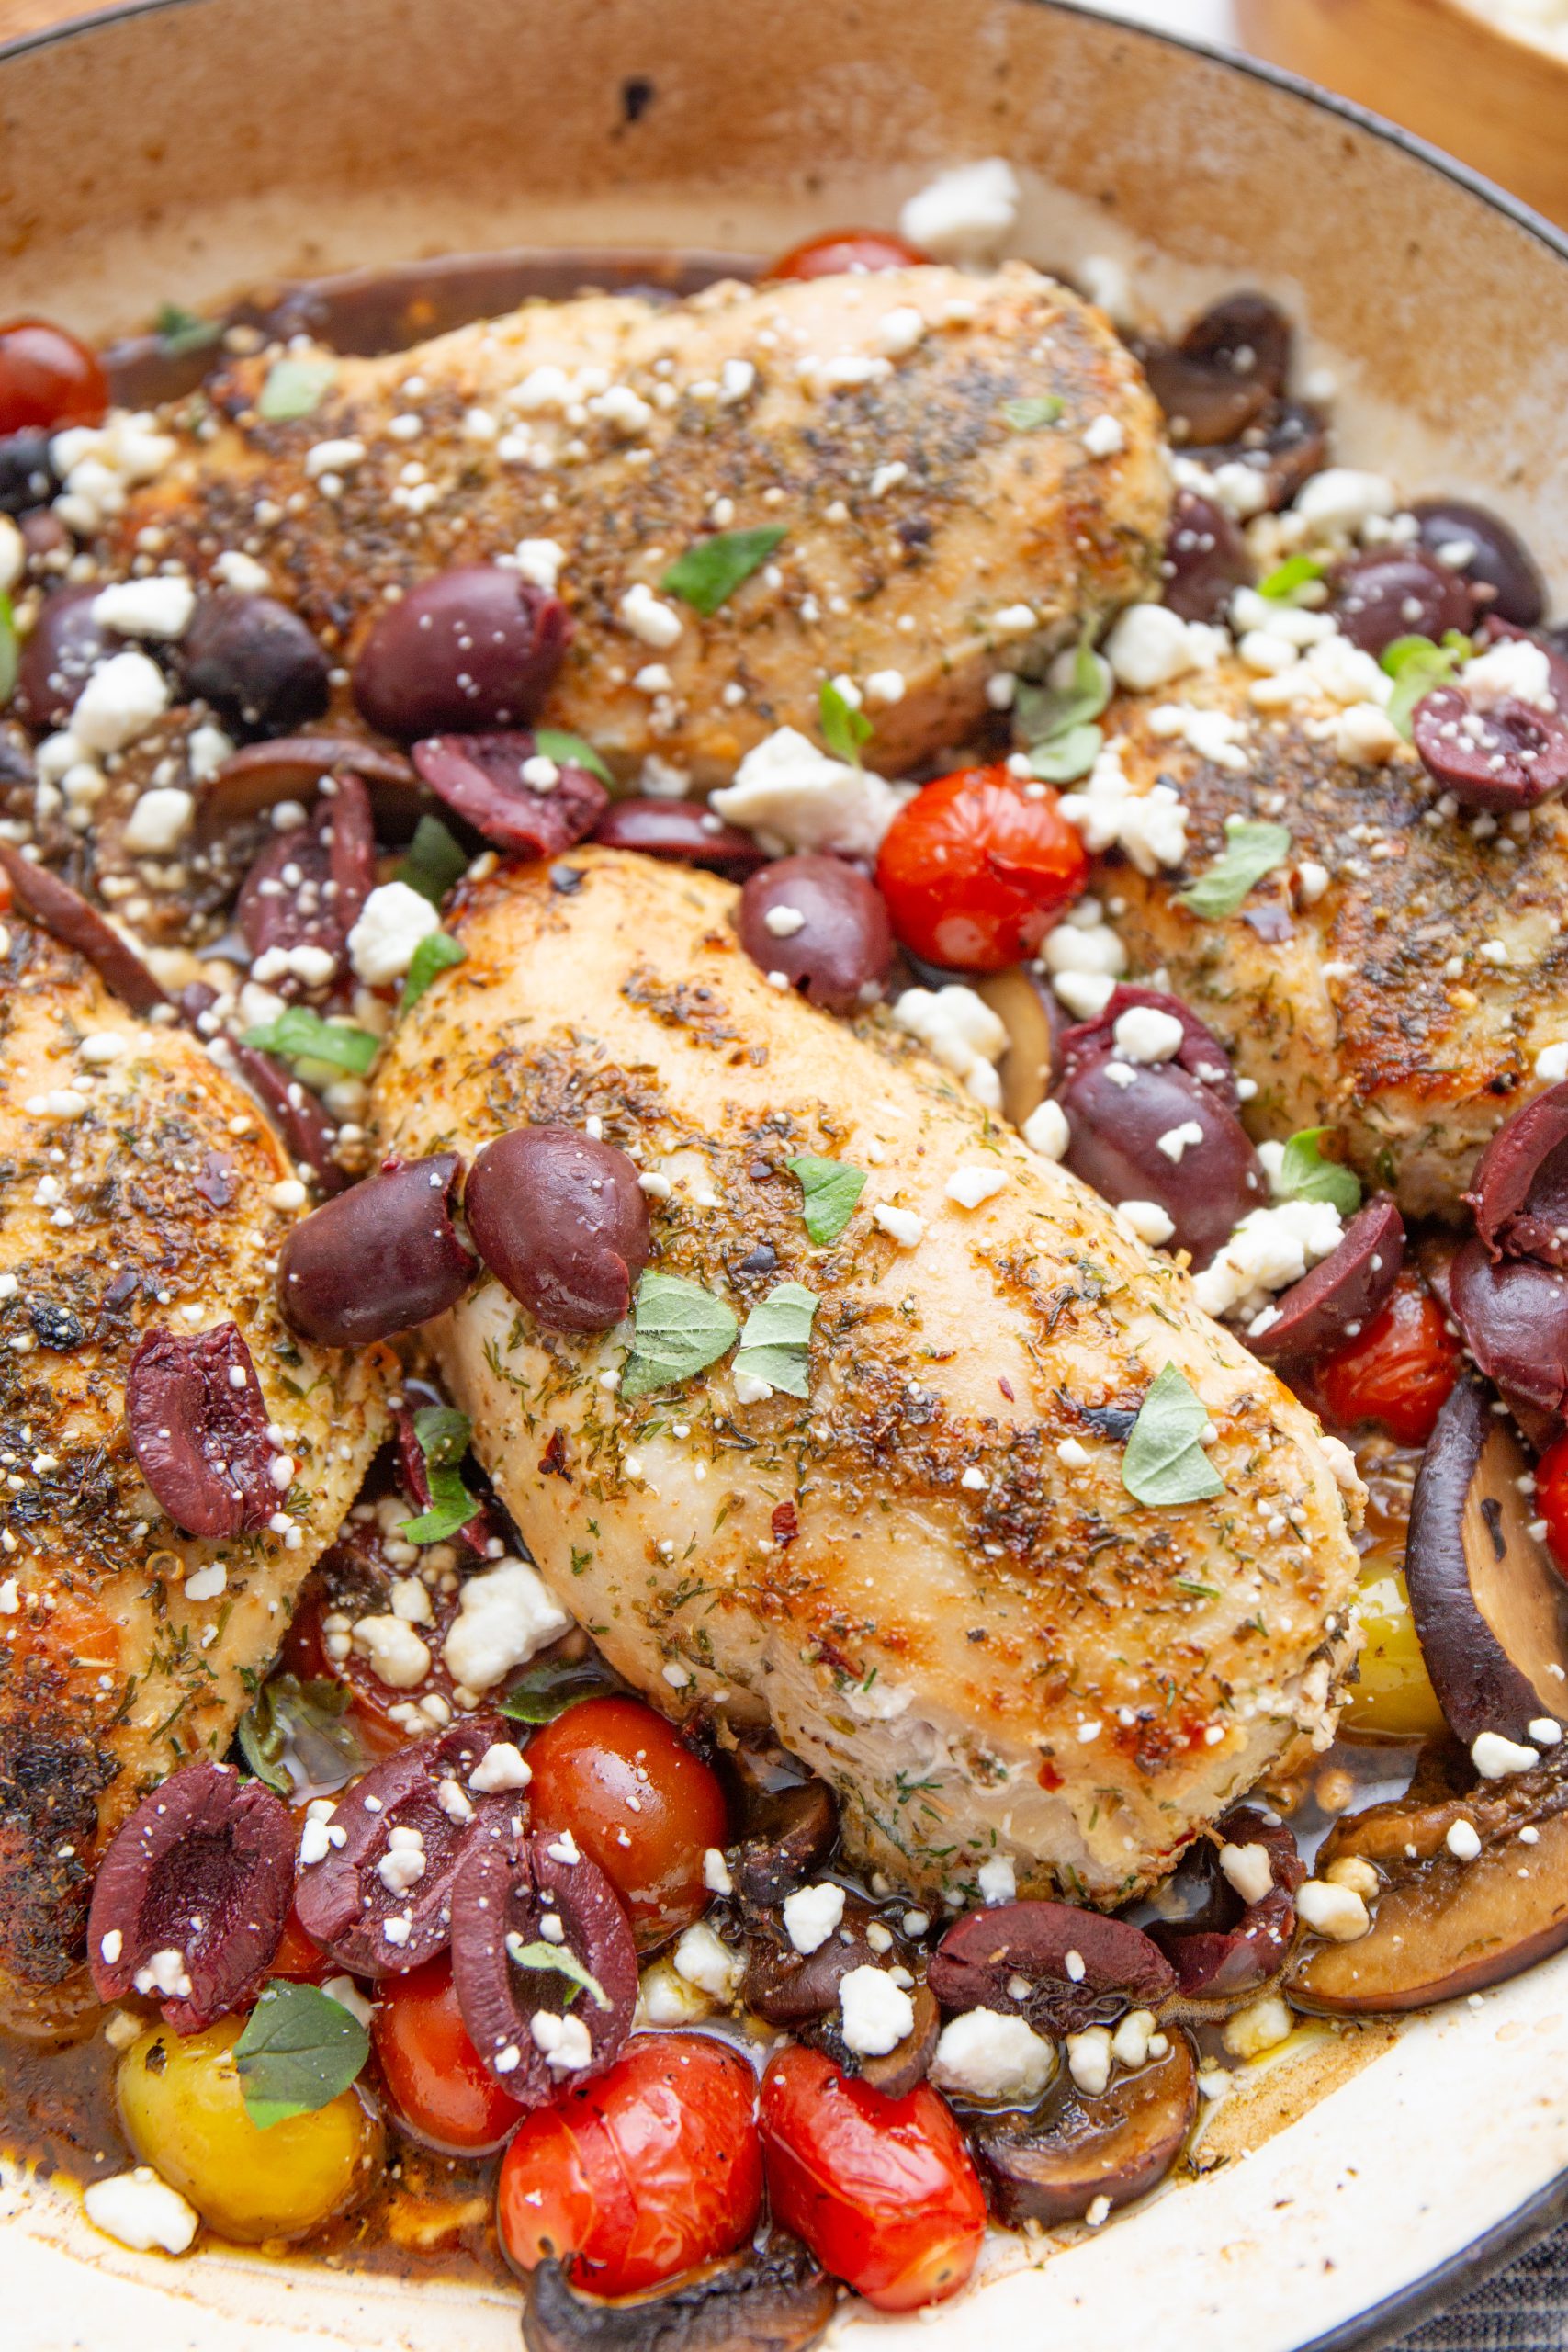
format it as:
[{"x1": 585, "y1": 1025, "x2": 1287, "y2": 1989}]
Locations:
[
  {"x1": 1315, "y1": 1274, "x2": 1461, "y2": 1447},
  {"x1": 373, "y1": 1952, "x2": 527, "y2": 2154},
  {"x1": 767, "y1": 229, "x2": 929, "y2": 281},
  {"x1": 269, "y1": 1904, "x2": 335, "y2": 1985},
  {"x1": 523, "y1": 1694, "x2": 728, "y2": 1945},
  {"x1": 1535, "y1": 1432, "x2": 1568, "y2": 1583},
  {"x1": 496, "y1": 2032, "x2": 762, "y2": 2294},
  {"x1": 0, "y1": 319, "x2": 107, "y2": 435},
  {"x1": 759, "y1": 2045, "x2": 987, "y2": 2312},
  {"x1": 875, "y1": 763, "x2": 1089, "y2": 971},
  {"x1": 279, "y1": 1583, "x2": 449, "y2": 1758}
]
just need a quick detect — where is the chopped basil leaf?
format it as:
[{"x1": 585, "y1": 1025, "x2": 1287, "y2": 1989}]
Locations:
[
  {"x1": 508, "y1": 1940, "x2": 611, "y2": 2010},
  {"x1": 0, "y1": 591, "x2": 16, "y2": 707},
  {"x1": 818, "y1": 679, "x2": 873, "y2": 768},
  {"x1": 1015, "y1": 638, "x2": 1111, "y2": 753},
  {"x1": 1177, "y1": 818, "x2": 1292, "y2": 920},
  {"x1": 234, "y1": 1979, "x2": 368, "y2": 2129},
  {"x1": 1027, "y1": 721, "x2": 1102, "y2": 783},
  {"x1": 397, "y1": 813, "x2": 468, "y2": 906},
  {"x1": 414, "y1": 1404, "x2": 471, "y2": 1467},
  {"x1": 661, "y1": 526, "x2": 787, "y2": 617},
  {"x1": 733, "y1": 1280, "x2": 818, "y2": 1399},
  {"x1": 532, "y1": 729, "x2": 614, "y2": 786},
  {"x1": 620, "y1": 1272, "x2": 739, "y2": 1400},
  {"x1": 256, "y1": 356, "x2": 337, "y2": 422},
  {"x1": 787, "y1": 1153, "x2": 866, "y2": 1246},
  {"x1": 1121, "y1": 1363, "x2": 1224, "y2": 1507},
  {"x1": 400, "y1": 929, "x2": 466, "y2": 1012},
  {"x1": 500, "y1": 1656, "x2": 617, "y2": 1724},
  {"x1": 237, "y1": 1672, "x2": 366, "y2": 1798},
  {"x1": 154, "y1": 301, "x2": 222, "y2": 357},
  {"x1": 1001, "y1": 394, "x2": 1065, "y2": 432},
  {"x1": 1258, "y1": 553, "x2": 1326, "y2": 604},
  {"x1": 400, "y1": 1403, "x2": 478, "y2": 1543},
  {"x1": 1276, "y1": 1126, "x2": 1362, "y2": 1216},
  {"x1": 241, "y1": 1006, "x2": 379, "y2": 1074},
  {"x1": 1380, "y1": 631, "x2": 1470, "y2": 739}
]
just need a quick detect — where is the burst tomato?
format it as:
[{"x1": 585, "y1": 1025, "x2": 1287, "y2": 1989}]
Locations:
[
  {"x1": 496, "y1": 2033, "x2": 762, "y2": 2294},
  {"x1": 759, "y1": 2045, "x2": 987, "y2": 2312},
  {"x1": 279, "y1": 1581, "x2": 449, "y2": 1758},
  {"x1": 269, "y1": 1904, "x2": 335, "y2": 1986},
  {"x1": 1315, "y1": 1274, "x2": 1461, "y2": 1447},
  {"x1": 767, "y1": 229, "x2": 928, "y2": 280},
  {"x1": 373, "y1": 1952, "x2": 526, "y2": 2154},
  {"x1": 1535, "y1": 1432, "x2": 1568, "y2": 1583},
  {"x1": 0, "y1": 319, "x2": 107, "y2": 435},
  {"x1": 875, "y1": 763, "x2": 1088, "y2": 970}
]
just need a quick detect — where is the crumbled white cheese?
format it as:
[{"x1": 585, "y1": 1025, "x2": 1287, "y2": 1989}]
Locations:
[
  {"x1": 1193, "y1": 1197, "x2": 1345, "y2": 1323},
  {"x1": 1325, "y1": 1855, "x2": 1380, "y2": 1901},
  {"x1": 353, "y1": 1614, "x2": 433, "y2": 1690},
  {"x1": 1119, "y1": 1199, "x2": 1176, "y2": 1247},
  {"x1": 976, "y1": 1854, "x2": 1017, "y2": 1905},
  {"x1": 1293, "y1": 469, "x2": 1397, "y2": 539},
  {"x1": 376, "y1": 1823, "x2": 428, "y2": 1895},
  {"x1": 898, "y1": 158, "x2": 1021, "y2": 260},
  {"x1": 346, "y1": 880, "x2": 442, "y2": 986},
  {"x1": 945, "y1": 1163, "x2": 1010, "y2": 1210},
  {"x1": 1472, "y1": 1730, "x2": 1540, "y2": 1778},
  {"x1": 1022, "y1": 1100, "x2": 1070, "y2": 1162},
  {"x1": 1297, "y1": 1879, "x2": 1371, "y2": 1940},
  {"x1": 530, "y1": 2011, "x2": 593, "y2": 2073},
  {"x1": 1145, "y1": 700, "x2": 1250, "y2": 773},
  {"x1": 1060, "y1": 744, "x2": 1188, "y2": 875},
  {"x1": 1446, "y1": 1818, "x2": 1483, "y2": 1861},
  {"x1": 712, "y1": 727, "x2": 904, "y2": 859},
  {"x1": 890, "y1": 983, "x2": 1008, "y2": 1110},
  {"x1": 91, "y1": 576, "x2": 196, "y2": 643},
  {"x1": 441, "y1": 1558, "x2": 571, "y2": 1692},
  {"x1": 1219, "y1": 1841, "x2": 1274, "y2": 1905},
  {"x1": 620, "y1": 582, "x2": 684, "y2": 649},
  {"x1": 304, "y1": 436, "x2": 366, "y2": 481},
  {"x1": 1113, "y1": 1004, "x2": 1184, "y2": 1065},
  {"x1": 639, "y1": 1954, "x2": 716, "y2": 2025},
  {"x1": 213, "y1": 549, "x2": 271, "y2": 595},
  {"x1": 931, "y1": 2007, "x2": 1055, "y2": 2102},
  {"x1": 672, "y1": 1921, "x2": 743, "y2": 2000},
  {"x1": 732, "y1": 1368, "x2": 774, "y2": 1405},
  {"x1": 703, "y1": 1846, "x2": 734, "y2": 1895},
  {"x1": 122, "y1": 786, "x2": 195, "y2": 855},
  {"x1": 873, "y1": 1203, "x2": 925, "y2": 1249},
  {"x1": 1461, "y1": 634, "x2": 1557, "y2": 712},
  {"x1": 1082, "y1": 414, "x2": 1126, "y2": 460},
  {"x1": 1223, "y1": 1992, "x2": 1293, "y2": 2060},
  {"x1": 84, "y1": 2168, "x2": 198, "y2": 2256},
  {"x1": 839, "y1": 1964, "x2": 916, "y2": 2057},
  {"x1": 1104, "y1": 604, "x2": 1208, "y2": 693},
  {"x1": 468, "y1": 1740, "x2": 533, "y2": 1793},
  {"x1": 1110, "y1": 2007, "x2": 1156, "y2": 2070},
  {"x1": 513, "y1": 537, "x2": 566, "y2": 593},
  {"x1": 782, "y1": 1881, "x2": 846, "y2": 1955},
  {"x1": 71, "y1": 650, "x2": 170, "y2": 753}
]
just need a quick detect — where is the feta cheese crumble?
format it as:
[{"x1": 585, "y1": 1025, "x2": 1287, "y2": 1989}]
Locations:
[
  {"x1": 441, "y1": 1559, "x2": 571, "y2": 1692},
  {"x1": 711, "y1": 727, "x2": 905, "y2": 860},
  {"x1": 839, "y1": 1965, "x2": 916, "y2": 2057},
  {"x1": 890, "y1": 984, "x2": 1008, "y2": 1110},
  {"x1": 897, "y1": 158, "x2": 1021, "y2": 261},
  {"x1": 347, "y1": 880, "x2": 442, "y2": 985},
  {"x1": 782, "y1": 1881, "x2": 846, "y2": 1955},
  {"x1": 931, "y1": 2007, "x2": 1055, "y2": 2103}
]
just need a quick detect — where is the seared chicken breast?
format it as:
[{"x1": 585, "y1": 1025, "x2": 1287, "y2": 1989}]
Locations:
[
  {"x1": 372, "y1": 848, "x2": 1360, "y2": 1906},
  {"x1": 0, "y1": 920, "x2": 389, "y2": 2015},
  {"x1": 113, "y1": 264, "x2": 1168, "y2": 784}
]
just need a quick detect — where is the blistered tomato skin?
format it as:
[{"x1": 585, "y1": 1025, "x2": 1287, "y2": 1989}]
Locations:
[
  {"x1": 1535, "y1": 1433, "x2": 1568, "y2": 1584},
  {"x1": 496, "y1": 2033, "x2": 762, "y2": 2295},
  {"x1": 0, "y1": 319, "x2": 107, "y2": 435},
  {"x1": 523, "y1": 1694, "x2": 728, "y2": 1945},
  {"x1": 373, "y1": 1953, "x2": 526, "y2": 2154},
  {"x1": 1315, "y1": 1276, "x2": 1462, "y2": 1449},
  {"x1": 759, "y1": 2045, "x2": 987, "y2": 2312},
  {"x1": 875, "y1": 765, "x2": 1088, "y2": 971},
  {"x1": 768, "y1": 229, "x2": 929, "y2": 279}
]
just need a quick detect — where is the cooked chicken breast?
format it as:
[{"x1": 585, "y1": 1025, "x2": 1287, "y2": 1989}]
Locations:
[
  {"x1": 372, "y1": 847, "x2": 1360, "y2": 1905},
  {"x1": 0, "y1": 920, "x2": 389, "y2": 2015},
  {"x1": 113, "y1": 264, "x2": 1168, "y2": 784},
  {"x1": 1092, "y1": 657, "x2": 1568, "y2": 1217}
]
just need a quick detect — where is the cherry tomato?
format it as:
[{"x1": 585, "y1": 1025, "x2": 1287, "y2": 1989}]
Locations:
[
  {"x1": 1535, "y1": 1431, "x2": 1568, "y2": 1583},
  {"x1": 373, "y1": 1952, "x2": 526, "y2": 2154},
  {"x1": 280, "y1": 1583, "x2": 449, "y2": 1758},
  {"x1": 767, "y1": 229, "x2": 929, "y2": 281},
  {"x1": 1315, "y1": 1274, "x2": 1461, "y2": 1447},
  {"x1": 524, "y1": 1694, "x2": 728, "y2": 1945},
  {"x1": 0, "y1": 319, "x2": 107, "y2": 435},
  {"x1": 875, "y1": 764, "x2": 1089, "y2": 971},
  {"x1": 760, "y1": 2046, "x2": 986, "y2": 2312},
  {"x1": 269, "y1": 1904, "x2": 335, "y2": 1986},
  {"x1": 496, "y1": 2033, "x2": 762, "y2": 2294}
]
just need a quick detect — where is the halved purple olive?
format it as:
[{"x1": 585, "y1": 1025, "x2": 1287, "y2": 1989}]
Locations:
[
  {"x1": 1404, "y1": 1374, "x2": 1568, "y2": 1744},
  {"x1": 1247, "y1": 1195, "x2": 1404, "y2": 1367},
  {"x1": 195, "y1": 735, "x2": 422, "y2": 847},
  {"x1": 411, "y1": 731, "x2": 608, "y2": 856},
  {"x1": 522, "y1": 2242, "x2": 837, "y2": 2352},
  {"x1": 464, "y1": 1125, "x2": 649, "y2": 1332},
  {"x1": 973, "y1": 2032, "x2": 1197, "y2": 2228},
  {"x1": 1410, "y1": 498, "x2": 1545, "y2": 629},
  {"x1": 1056, "y1": 1056, "x2": 1266, "y2": 1269},
  {"x1": 277, "y1": 1153, "x2": 476, "y2": 1346},
  {"x1": 1161, "y1": 490, "x2": 1255, "y2": 624},
  {"x1": 975, "y1": 966, "x2": 1059, "y2": 1127},
  {"x1": 929, "y1": 1901, "x2": 1174, "y2": 2037},
  {"x1": 1411, "y1": 685, "x2": 1568, "y2": 813},
  {"x1": 87, "y1": 1760, "x2": 294, "y2": 2031},
  {"x1": 1329, "y1": 549, "x2": 1474, "y2": 658},
  {"x1": 354, "y1": 567, "x2": 571, "y2": 740},
  {"x1": 1056, "y1": 983, "x2": 1240, "y2": 1111},
  {"x1": 736, "y1": 854, "x2": 894, "y2": 1012},
  {"x1": 126, "y1": 1321, "x2": 284, "y2": 1539},
  {"x1": 13, "y1": 584, "x2": 113, "y2": 729},
  {"x1": 237, "y1": 770, "x2": 374, "y2": 972},
  {"x1": 1448, "y1": 1239, "x2": 1568, "y2": 1421},
  {"x1": 450, "y1": 1823, "x2": 637, "y2": 2099},
  {"x1": 179, "y1": 593, "x2": 331, "y2": 738},
  {"x1": 291, "y1": 1716, "x2": 513, "y2": 1975},
  {"x1": 218, "y1": 1035, "x2": 349, "y2": 1196},
  {"x1": 590, "y1": 799, "x2": 768, "y2": 879},
  {"x1": 1149, "y1": 1807, "x2": 1304, "y2": 2001},
  {"x1": 1465, "y1": 1081, "x2": 1568, "y2": 1268},
  {"x1": 0, "y1": 841, "x2": 168, "y2": 1015}
]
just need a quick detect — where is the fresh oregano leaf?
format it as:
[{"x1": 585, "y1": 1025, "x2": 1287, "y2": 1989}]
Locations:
[
  {"x1": 397, "y1": 813, "x2": 468, "y2": 907},
  {"x1": 1258, "y1": 553, "x2": 1326, "y2": 604},
  {"x1": 233, "y1": 1979, "x2": 368, "y2": 2129},
  {"x1": 661, "y1": 526, "x2": 786, "y2": 617},
  {"x1": 620, "y1": 1272, "x2": 739, "y2": 1399},
  {"x1": 1121, "y1": 1363, "x2": 1224, "y2": 1507},
  {"x1": 256, "y1": 356, "x2": 337, "y2": 422},
  {"x1": 787, "y1": 1154, "x2": 867, "y2": 1246},
  {"x1": 1027, "y1": 721, "x2": 1103, "y2": 783},
  {"x1": 500, "y1": 1656, "x2": 616, "y2": 1725},
  {"x1": 819, "y1": 679, "x2": 873, "y2": 768},
  {"x1": 238, "y1": 1673, "x2": 366, "y2": 1798},
  {"x1": 400, "y1": 1403, "x2": 478, "y2": 1543},
  {"x1": 1276, "y1": 1127, "x2": 1362, "y2": 1216},
  {"x1": 1380, "y1": 631, "x2": 1470, "y2": 740},
  {"x1": 400, "y1": 930, "x2": 466, "y2": 1012},
  {"x1": 532, "y1": 729, "x2": 614, "y2": 786},
  {"x1": 154, "y1": 301, "x2": 222, "y2": 356},
  {"x1": 240, "y1": 1006, "x2": 379, "y2": 1074},
  {"x1": 1177, "y1": 819, "x2": 1292, "y2": 920},
  {"x1": 1015, "y1": 639, "x2": 1112, "y2": 747},
  {"x1": 506, "y1": 1939, "x2": 611, "y2": 2009},
  {"x1": 1001, "y1": 394, "x2": 1065, "y2": 432},
  {"x1": 733, "y1": 1281, "x2": 818, "y2": 1399}
]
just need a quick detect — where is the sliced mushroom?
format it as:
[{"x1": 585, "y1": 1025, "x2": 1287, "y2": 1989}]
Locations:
[
  {"x1": 522, "y1": 2242, "x2": 837, "y2": 2352},
  {"x1": 858, "y1": 1981, "x2": 941, "y2": 2099},
  {"x1": 194, "y1": 734, "x2": 423, "y2": 847},
  {"x1": 1404, "y1": 1374, "x2": 1568, "y2": 1744},
  {"x1": 973, "y1": 2033, "x2": 1197, "y2": 2227},
  {"x1": 928, "y1": 1902, "x2": 1174, "y2": 2037},
  {"x1": 974, "y1": 967, "x2": 1057, "y2": 1126},
  {"x1": 728, "y1": 1740, "x2": 839, "y2": 1908}
]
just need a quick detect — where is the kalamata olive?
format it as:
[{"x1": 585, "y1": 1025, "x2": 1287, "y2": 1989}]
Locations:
[
  {"x1": 0, "y1": 427, "x2": 55, "y2": 514},
  {"x1": 1247, "y1": 1194, "x2": 1405, "y2": 1367},
  {"x1": 353, "y1": 567, "x2": 571, "y2": 740},
  {"x1": 464, "y1": 1125, "x2": 650, "y2": 1332},
  {"x1": 590, "y1": 797, "x2": 769, "y2": 879},
  {"x1": 1161, "y1": 490, "x2": 1254, "y2": 623},
  {"x1": 450, "y1": 1823, "x2": 638, "y2": 2099},
  {"x1": 218, "y1": 1033, "x2": 349, "y2": 1196},
  {"x1": 179, "y1": 593, "x2": 331, "y2": 738},
  {"x1": 0, "y1": 839, "x2": 168, "y2": 1013},
  {"x1": 1329, "y1": 548, "x2": 1475, "y2": 657},
  {"x1": 278, "y1": 1153, "x2": 477, "y2": 1345},
  {"x1": 1208, "y1": 401, "x2": 1330, "y2": 514},
  {"x1": 1137, "y1": 344, "x2": 1274, "y2": 448},
  {"x1": 1411, "y1": 685, "x2": 1568, "y2": 813},
  {"x1": 195, "y1": 735, "x2": 422, "y2": 848},
  {"x1": 411, "y1": 730, "x2": 607, "y2": 856},
  {"x1": 1056, "y1": 983, "x2": 1240, "y2": 1112},
  {"x1": 1179, "y1": 290, "x2": 1292, "y2": 399},
  {"x1": 13, "y1": 584, "x2": 112, "y2": 728},
  {"x1": 1149, "y1": 1807, "x2": 1304, "y2": 2001},
  {"x1": 126, "y1": 1320, "x2": 286, "y2": 1539},
  {"x1": 1056, "y1": 1055, "x2": 1266, "y2": 1267},
  {"x1": 1449, "y1": 1237, "x2": 1568, "y2": 1420},
  {"x1": 237, "y1": 769, "x2": 374, "y2": 976},
  {"x1": 1465, "y1": 1081, "x2": 1568, "y2": 1269},
  {"x1": 929, "y1": 1901, "x2": 1174, "y2": 2037},
  {"x1": 292, "y1": 1717, "x2": 513, "y2": 1975},
  {"x1": 1410, "y1": 498, "x2": 1546, "y2": 628},
  {"x1": 87, "y1": 1760, "x2": 295, "y2": 2031},
  {"x1": 736, "y1": 854, "x2": 894, "y2": 1012}
]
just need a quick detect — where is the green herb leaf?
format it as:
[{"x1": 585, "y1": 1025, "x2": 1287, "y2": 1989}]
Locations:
[
  {"x1": 818, "y1": 679, "x2": 873, "y2": 768},
  {"x1": 413, "y1": 1404, "x2": 471, "y2": 1467},
  {"x1": 507, "y1": 1940, "x2": 611, "y2": 2009},
  {"x1": 1380, "y1": 631, "x2": 1469, "y2": 739},
  {"x1": 400, "y1": 930, "x2": 466, "y2": 1012},
  {"x1": 661, "y1": 526, "x2": 787, "y2": 617},
  {"x1": 240, "y1": 1006, "x2": 379, "y2": 1074},
  {"x1": 237, "y1": 1673, "x2": 367, "y2": 1798},
  {"x1": 787, "y1": 1153, "x2": 867, "y2": 1246},
  {"x1": 1258, "y1": 553, "x2": 1326, "y2": 605},
  {"x1": 154, "y1": 301, "x2": 222, "y2": 356},
  {"x1": 620, "y1": 1272, "x2": 739, "y2": 1400},
  {"x1": 256, "y1": 356, "x2": 337, "y2": 423},
  {"x1": 1014, "y1": 638, "x2": 1111, "y2": 750},
  {"x1": 233, "y1": 1979, "x2": 368, "y2": 2129},
  {"x1": 1001, "y1": 394, "x2": 1065, "y2": 432},
  {"x1": 1121, "y1": 1363, "x2": 1224, "y2": 1508},
  {"x1": 733, "y1": 1280, "x2": 818, "y2": 1399},
  {"x1": 397, "y1": 813, "x2": 468, "y2": 907},
  {"x1": 532, "y1": 729, "x2": 614, "y2": 786},
  {"x1": 1177, "y1": 818, "x2": 1292, "y2": 920},
  {"x1": 400, "y1": 1403, "x2": 478, "y2": 1543},
  {"x1": 499, "y1": 1656, "x2": 616, "y2": 1725},
  {"x1": 1276, "y1": 1126, "x2": 1362, "y2": 1216},
  {"x1": 0, "y1": 591, "x2": 16, "y2": 707},
  {"x1": 1027, "y1": 722, "x2": 1102, "y2": 783}
]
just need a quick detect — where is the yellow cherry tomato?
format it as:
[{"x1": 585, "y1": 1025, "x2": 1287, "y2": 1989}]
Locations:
[
  {"x1": 1342, "y1": 1563, "x2": 1446, "y2": 1739},
  {"x1": 116, "y1": 2013, "x2": 384, "y2": 2243}
]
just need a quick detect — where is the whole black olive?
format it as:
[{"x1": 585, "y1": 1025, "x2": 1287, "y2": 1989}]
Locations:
[
  {"x1": 179, "y1": 592, "x2": 331, "y2": 737},
  {"x1": 1410, "y1": 499, "x2": 1546, "y2": 629},
  {"x1": 13, "y1": 584, "x2": 112, "y2": 729},
  {"x1": 277, "y1": 1154, "x2": 477, "y2": 1346},
  {"x1": 1161, "y1": 491, "x2": 1254, "y2": 623},
  {"x1": 353, "y1": 566, "x2": 571, "y2": 740},
  {"x1": 1056, "y1": 1056, "x2": 1266, "y2": 1269},
  {"x1": 464, "y1": 1125, "x2": 649, "y2": 1332},
  {"x1": 1329, "y1": 548, "x2": 1475, "y2": 658},
  {"x1": 736, "y1": 854, "x2": 894, "y2": 1012}
]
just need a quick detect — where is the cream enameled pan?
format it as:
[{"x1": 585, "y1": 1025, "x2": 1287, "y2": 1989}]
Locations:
[{"x1": 3, "y1": 2, "x2": 1568, "y2": 2346}]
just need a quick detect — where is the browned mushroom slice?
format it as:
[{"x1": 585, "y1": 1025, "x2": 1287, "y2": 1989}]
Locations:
[
  {"x1": 858, "y1": 1981, "x2": 940, "y2": 2100},
  {"x1": 974, "y1": 966, "x2": 1056, "y2": 1126},
  {"x1": 522, "y1": 2242, "x2": 837, "y2": 2352},
  {"x1": 728, "y1": 1739, "x2": 838, "y2": 1909},
  {"x1": 1404, "y1": 1375, "x2": 1568, "y2": 1744},
  {"x1": 194, "y1": 734, "x2": 423, "y2": 845},
  {"x1": 973, "y1": 2034, "x2": 1197, "y2": 2227},
  {"x1": 1290, "y1": 1757, "x2": 1568, "y2": 2014}
]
